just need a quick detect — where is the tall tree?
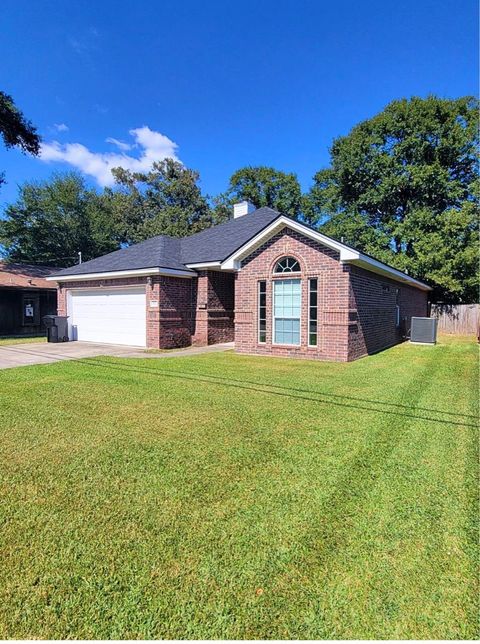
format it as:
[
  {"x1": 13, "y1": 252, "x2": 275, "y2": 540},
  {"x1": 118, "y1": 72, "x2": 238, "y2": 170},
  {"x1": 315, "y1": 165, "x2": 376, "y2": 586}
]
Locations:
[
  {"x1": 108, "y1": 158, "x2": 219, "y2": 243},
  {"x1": 0, "y1": 91, "x2": 41, "y2": 188},
  {"x1": 224, "y1": 166, "x2": 302, "y2": 219},
  {"x1": 0, "y1": 173, "x2": 120, "y2": 266},
  {"x1": 306, "y1": 96, "x2": 479, "y2": 302}
]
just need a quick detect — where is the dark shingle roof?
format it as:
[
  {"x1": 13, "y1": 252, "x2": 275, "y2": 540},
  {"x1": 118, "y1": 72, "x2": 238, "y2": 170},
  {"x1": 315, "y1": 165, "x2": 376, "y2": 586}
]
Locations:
[
  {"x1": 180, "y1": 207, "x2": 280, "y2": 263},
  {"x1": 53, "y1": 235, "x2": 189, "y2": 277},
  {"x1": 52, "y1": 207, "x2": 281, "y2": 277}
]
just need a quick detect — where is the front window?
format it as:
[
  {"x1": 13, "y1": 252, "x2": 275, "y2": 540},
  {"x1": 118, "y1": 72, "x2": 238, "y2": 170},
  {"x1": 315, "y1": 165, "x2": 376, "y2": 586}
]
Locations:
[
  {"x1": 258, "y1": 281, "x2": 266, "y2": 343},
  {"x1": 274, "y1": 256, "x2": 300, "y2": 274},
  {"x1": 308, "y1": 278, "x2": 318, "y2": 346},
  {"x1": 273, "y1": 279, "x2": 301, "y2": 345}
]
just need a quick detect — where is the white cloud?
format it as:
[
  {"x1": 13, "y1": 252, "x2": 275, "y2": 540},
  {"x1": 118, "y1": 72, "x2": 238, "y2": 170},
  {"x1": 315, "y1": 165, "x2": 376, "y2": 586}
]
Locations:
[
  {"x1": 53, "y1": 123, "x2": 69, "y2": 132},
  {"x1": 39, "y1": 126, "x2": 179, "y2": 187},
  {"x1": 105, "y1": 137, "x2": 132, "y2": 151}
]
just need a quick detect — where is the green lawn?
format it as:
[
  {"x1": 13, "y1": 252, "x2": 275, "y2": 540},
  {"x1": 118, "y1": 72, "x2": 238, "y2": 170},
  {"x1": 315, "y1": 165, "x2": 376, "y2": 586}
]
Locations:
[
  {"x1": 0, "y1": 335, "x2": 46, "y2": 346},
  {"x1": 0, "y1": 336, "x2": 478, "y2": 639}
]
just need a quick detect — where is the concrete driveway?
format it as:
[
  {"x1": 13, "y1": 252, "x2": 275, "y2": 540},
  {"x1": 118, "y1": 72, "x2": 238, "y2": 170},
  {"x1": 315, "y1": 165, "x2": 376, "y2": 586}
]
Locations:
[
  {"x1": 0, "y1": 342, "x2": 145, "y2": 369},
  {"x1": 0, "y1": 341, "x2": 234, "y2": 369}
]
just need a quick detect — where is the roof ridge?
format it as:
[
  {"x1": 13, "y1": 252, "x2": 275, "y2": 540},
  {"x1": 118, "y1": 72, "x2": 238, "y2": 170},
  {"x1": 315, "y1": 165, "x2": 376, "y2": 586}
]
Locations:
[{"x1": 181, "y1": 206, "x2": 281, "y2": 241}]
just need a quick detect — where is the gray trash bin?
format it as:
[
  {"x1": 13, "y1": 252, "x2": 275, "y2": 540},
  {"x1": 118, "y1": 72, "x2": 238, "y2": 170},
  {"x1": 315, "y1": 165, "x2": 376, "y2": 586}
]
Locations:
[{"x1": 42, "y1": 315, "x2": 69, "y2": 342}]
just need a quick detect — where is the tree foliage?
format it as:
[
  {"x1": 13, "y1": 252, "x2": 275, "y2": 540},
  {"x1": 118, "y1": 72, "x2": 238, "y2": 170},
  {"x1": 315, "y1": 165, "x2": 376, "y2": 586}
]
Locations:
[
  {"x1": 0, "y1": 173, "x2": 120, "y2": 267},
  {"x1": 0, "y1": 91, "x2": 41, "y2": 189},
  {"x1": 306, "y1": 96, "x2": 479, "y2": 302},
  {"x1": 224, "y1": 166, "x2": 302, "y2": 219},
  {"x1": 0, "y1": 95, "x2": 477, "y2": 303},
  {"x1": 108, "y1": 158, "x2": 223, "y2": 243}
]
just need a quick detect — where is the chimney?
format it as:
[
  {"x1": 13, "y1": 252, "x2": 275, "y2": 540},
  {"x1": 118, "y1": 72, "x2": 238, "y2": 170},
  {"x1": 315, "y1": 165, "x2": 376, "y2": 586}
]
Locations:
[{"x1": 233, "y1": 201, "x2": 256, "y2": 218}]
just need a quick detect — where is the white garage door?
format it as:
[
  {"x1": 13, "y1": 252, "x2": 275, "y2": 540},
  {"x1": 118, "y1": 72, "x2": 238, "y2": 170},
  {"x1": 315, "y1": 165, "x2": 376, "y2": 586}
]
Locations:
[{"x1": 69, "y1": 287, "x2": 146, "y2": 347}]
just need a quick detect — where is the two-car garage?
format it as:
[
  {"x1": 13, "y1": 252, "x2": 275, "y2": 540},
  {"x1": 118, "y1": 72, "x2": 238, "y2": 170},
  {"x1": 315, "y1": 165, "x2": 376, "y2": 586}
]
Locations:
[{"x1": 68, "y1": 287, "x2": 146, "y2": 347}]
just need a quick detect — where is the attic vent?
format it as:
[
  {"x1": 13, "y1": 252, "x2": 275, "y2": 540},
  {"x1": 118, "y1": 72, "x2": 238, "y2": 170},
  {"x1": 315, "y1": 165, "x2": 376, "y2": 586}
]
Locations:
[
  {"x1": 233, "y1": 201, "x2": 256, "y2": 218},
  {"x1": 410, "y1": 317, "x2": 438, "y2": 344}
]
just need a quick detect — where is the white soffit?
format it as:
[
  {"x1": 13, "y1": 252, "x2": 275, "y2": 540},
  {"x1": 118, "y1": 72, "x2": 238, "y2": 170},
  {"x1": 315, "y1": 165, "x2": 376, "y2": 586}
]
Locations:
[{"x1": 47, "y1": 267, "x2": 194, "y2": 282}]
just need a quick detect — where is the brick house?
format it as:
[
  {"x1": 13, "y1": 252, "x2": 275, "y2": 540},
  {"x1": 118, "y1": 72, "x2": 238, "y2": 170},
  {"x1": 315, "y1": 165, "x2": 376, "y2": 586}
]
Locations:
[{"x1": 48, "y1": 203, "x2": 430, "y2": 361}]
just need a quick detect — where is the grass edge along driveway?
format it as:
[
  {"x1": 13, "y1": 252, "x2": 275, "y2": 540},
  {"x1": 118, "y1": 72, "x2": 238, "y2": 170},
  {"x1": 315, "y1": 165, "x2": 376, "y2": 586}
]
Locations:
[
  {"x1": 0, "y1": 335, "x2": 46, "y2": 346},
  {"x1": 0, "y1": 336, "x2": 478, "y2": 639}
]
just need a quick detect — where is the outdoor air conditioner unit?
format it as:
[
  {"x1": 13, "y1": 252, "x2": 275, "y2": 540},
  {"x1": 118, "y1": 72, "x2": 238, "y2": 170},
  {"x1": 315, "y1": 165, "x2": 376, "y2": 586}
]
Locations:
[{"x1": 410, "y1": 317, "x2": 438, "y2": 344}]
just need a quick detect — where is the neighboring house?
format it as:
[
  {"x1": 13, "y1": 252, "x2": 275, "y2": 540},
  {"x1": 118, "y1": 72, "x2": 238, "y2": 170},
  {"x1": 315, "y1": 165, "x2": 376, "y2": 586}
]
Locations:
[
  {"x1": 48, "y1": 203, "x2": 431, "y2": 361},
  {"x1": 0, "y1": 262, "x2": 58, "y2": 336}
]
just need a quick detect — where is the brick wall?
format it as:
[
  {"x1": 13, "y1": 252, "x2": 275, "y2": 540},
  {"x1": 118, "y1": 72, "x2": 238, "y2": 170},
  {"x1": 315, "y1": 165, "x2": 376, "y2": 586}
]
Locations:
[
  {"x1": 207, "y1": 271, "x2": 235, "y2": 344},
  {"x1": 235, "y1": 227, "x2": 429, "y2": 362},
  {"x1": 347, "y1": 266, "x2": 428, "y2": 361},
  {"x1": 157, "y1": 275, "x2": 195, "y2": 349},
  {"x1": 57, "y1": 275, "x2": 195, "y2": 349},
  {"x1": 191, "y1": 270, "x2": 235, "y2": 346},
  {"x1": 235, "y1": 228, "x2": 351, "y2": 361},
  {"x1": 57, "y1": 270, "x2": 235, "y2": 350}
]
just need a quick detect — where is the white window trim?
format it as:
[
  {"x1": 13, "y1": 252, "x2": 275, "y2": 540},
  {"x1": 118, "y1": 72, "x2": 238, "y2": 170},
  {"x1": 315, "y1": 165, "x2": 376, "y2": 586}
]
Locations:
[
  {"x1": 273, "y1": 256, "x2": 301, "y2": 274},
  {"x1": 258, "y1": 280, "x2": 266, "y2": 344},
  {"x1": 396, "y1": 304, "x2": 401, "y2": 327},
  {"x1": 308, "y1": 278, "x2": 318, "y2": 347},
  {"x1": 272, "y1": 278, "x2": 302, "y2": 347}
]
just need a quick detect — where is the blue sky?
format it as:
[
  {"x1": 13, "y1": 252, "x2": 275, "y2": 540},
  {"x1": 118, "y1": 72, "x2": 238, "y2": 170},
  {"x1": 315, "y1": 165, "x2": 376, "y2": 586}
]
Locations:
[{"x1": 0, "y1": 0, "x2": 477, "y2": 206}]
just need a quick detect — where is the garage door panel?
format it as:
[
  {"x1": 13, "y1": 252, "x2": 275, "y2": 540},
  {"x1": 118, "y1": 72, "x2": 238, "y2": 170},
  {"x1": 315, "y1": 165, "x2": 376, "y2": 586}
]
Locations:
[{"x1": 69, "y1": 288, "x2": 146, "y2": 347}]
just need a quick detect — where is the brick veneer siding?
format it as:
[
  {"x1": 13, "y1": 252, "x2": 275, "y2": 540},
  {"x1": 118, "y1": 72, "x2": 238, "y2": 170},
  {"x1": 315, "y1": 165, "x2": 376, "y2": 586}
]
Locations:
[
  {"x1": 347, "y1": 266, "x2": 428, "y2": 361},
  {"x1": 57, "y1": 275, "x2": 194, "y2": 349},
  {"x1": 235, "y1": 228, "x2": 351, "y2": 361},
  {"x1": 234, "y1": 227, "x2": 428, "y2": 362},
  {"x1": 57, "y1": 270, "x2": 234, "y2": 350},
  {"x1": 207, "y1": 271, "x2": 235, "y2": 344},
  {"x1": 156, "y1": 275, "x2": 195, "y2": 349},
  {"x1": 191, "y1": 270, "x2": 235, "y2": 346}
]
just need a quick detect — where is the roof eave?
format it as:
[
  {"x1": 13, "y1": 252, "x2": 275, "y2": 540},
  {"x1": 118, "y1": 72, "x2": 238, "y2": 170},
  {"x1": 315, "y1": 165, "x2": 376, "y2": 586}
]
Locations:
[
  {"x1": 47, "y1": 266, "x2": 195, "y2": 282},
  {"x1": 348, "y1": 256, "x2": 432, "y2": 291},
  {"x1": 184, "y1": 261, "x2": 222, "y2": 270},
  {"x1": 220, "y1": 216, "x2": 432, "y2": 291}
]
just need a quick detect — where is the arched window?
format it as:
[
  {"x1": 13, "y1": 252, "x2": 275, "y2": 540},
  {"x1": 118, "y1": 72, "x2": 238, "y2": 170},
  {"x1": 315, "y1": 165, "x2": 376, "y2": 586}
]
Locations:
[{"x1": 274, "y1": 256, "x2": 300, "y2": 274}]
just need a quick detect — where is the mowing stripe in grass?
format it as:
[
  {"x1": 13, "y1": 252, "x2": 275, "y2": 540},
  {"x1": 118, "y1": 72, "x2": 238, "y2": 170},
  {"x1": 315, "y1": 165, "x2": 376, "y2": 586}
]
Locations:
[{"x1": 0, "y1": 337, "x2": 477, "y2": 638}]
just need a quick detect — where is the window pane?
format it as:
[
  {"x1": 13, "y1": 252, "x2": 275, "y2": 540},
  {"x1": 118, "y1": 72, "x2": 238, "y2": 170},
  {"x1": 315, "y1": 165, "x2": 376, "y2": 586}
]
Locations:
[
  {"x1": 274, "y1": 256, "x2": 300, "y2": 273},
  {"x1": 258, "y1": 281, "x2": 267, "y2": 343},
  {"x1": 308, "y1": 278, "x2": 318, "y2": 346},
  {"x1": 273, "y1": 279, "x2": 301, "y2": 345}
]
